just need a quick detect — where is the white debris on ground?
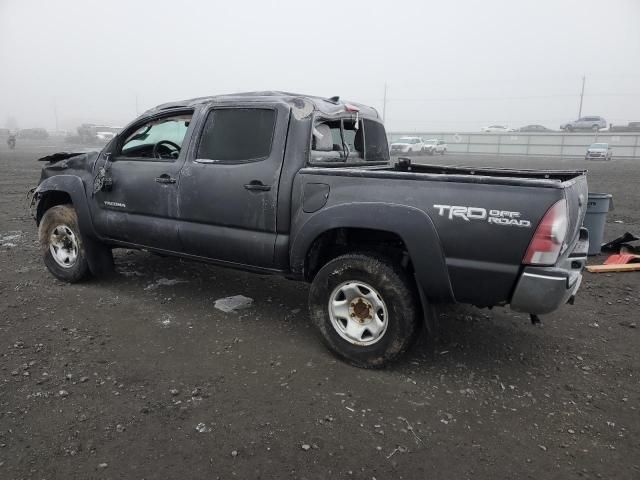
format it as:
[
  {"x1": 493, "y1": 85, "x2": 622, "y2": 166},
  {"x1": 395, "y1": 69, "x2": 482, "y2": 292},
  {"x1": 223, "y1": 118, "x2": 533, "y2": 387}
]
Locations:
[
  {"x1": 214, "y1": 295, "x2": 254, "y2": 313},
  {"x1": 195, "y1": 422, "x2": 211, "y2": 433},
  {"x1": 120, "y1": 270, "x2": 145, "y2": 278},
  {"x1": 159, "y1": 313, "x2": 174, "y2": 328},
  {"x1": 0, "y1": 231, "x2": 22, "y2": 248},
  {"x1": 144, "y1": 278, "x2": 187, "y2": 291}
]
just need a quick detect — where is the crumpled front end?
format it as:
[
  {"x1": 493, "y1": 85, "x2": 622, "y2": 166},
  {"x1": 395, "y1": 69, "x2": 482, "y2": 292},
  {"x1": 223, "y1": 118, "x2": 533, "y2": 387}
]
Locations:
[{"x1": 37, "y1": 151, "x2": 100, "y2": 184}]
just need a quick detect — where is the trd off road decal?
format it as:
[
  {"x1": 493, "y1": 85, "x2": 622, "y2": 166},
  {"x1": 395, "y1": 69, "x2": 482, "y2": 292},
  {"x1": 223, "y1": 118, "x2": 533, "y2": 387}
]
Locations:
[{"x1": 433, "y1": 204, "x2": 531, "y2": 227}]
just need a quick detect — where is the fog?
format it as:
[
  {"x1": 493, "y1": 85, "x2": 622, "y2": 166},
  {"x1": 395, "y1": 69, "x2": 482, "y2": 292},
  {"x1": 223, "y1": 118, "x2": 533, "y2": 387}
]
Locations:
[{"x1": 1, "y1": 0, "x2": 639, "y2": 132}]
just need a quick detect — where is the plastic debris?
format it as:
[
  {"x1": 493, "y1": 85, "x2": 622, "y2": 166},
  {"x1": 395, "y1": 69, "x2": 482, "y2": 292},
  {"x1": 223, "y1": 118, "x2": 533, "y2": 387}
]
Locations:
[{"x1": 214, "y1": 295, "x2": 253, "y2": 313}]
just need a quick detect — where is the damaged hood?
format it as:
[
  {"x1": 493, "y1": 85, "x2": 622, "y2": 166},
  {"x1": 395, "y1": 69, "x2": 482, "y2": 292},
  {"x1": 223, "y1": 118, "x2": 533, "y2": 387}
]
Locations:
[
  {"x1": 38, "y1": 151, "x2": 95, "y2": 164},
  {"x1": 38, "y1": 151, "x2": 100, "y2": 183}
]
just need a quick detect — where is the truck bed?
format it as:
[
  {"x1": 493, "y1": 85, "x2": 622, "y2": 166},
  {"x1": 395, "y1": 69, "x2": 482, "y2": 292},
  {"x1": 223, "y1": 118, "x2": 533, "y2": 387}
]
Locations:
[
  {"x1": 295, "y1": 160, "x2": 588, "y2": 307},
  {"x1": 400, "y1": 162, "x2": 586, "y2": 182},
  {"x1": 301, "y1": 162, "x2": 586, "y2": 189}
]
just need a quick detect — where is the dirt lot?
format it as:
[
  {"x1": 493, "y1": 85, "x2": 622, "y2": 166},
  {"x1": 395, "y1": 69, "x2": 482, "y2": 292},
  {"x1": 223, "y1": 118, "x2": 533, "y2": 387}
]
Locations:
[{"x1": 1, "y1": 142, "x2": 638, "y2": 479}]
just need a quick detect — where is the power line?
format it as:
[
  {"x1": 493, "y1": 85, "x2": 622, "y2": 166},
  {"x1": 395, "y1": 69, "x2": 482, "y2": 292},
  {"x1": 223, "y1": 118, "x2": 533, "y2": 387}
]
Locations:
[{"x1": 382, "y1": 93, "x2": 640, "y2": 103}]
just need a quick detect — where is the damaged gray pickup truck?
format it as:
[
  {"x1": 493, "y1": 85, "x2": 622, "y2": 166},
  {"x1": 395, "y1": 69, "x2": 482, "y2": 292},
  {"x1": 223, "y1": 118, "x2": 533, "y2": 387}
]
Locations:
[{"x1": 33, "y1": 91, "x2": 589, "y2": 367}]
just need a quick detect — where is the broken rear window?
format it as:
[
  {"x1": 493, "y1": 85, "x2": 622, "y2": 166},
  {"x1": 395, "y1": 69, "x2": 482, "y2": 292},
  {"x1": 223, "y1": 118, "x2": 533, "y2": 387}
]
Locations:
[
  {"x1": 197, "y1": 108, "x2": 276, "y2": 162},
  {"x1": 310, "y1": 118, "x2": 388, "y2": 165}
]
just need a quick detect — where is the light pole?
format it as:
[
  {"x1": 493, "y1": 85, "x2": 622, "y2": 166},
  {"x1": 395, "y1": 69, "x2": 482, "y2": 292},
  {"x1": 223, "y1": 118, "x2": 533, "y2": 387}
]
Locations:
[
  {"x1": 578, "y1": 75, "x2": 585, "y2": 118},
  {"x1": 382, "y1": 82, "x2": 388, "y2": 123}
]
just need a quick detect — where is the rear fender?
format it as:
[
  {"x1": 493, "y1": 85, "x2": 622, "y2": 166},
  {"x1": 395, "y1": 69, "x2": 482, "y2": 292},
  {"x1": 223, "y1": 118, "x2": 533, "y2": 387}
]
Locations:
[{"x1": 290, "y1": 202, "x2": 455, "y2": 303}]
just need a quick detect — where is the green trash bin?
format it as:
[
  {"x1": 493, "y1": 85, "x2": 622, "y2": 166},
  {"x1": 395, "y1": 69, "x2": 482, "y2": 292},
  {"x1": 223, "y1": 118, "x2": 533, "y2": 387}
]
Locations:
[{"x1": 582, "y1": 193, "x2": 613, "y2": 255}]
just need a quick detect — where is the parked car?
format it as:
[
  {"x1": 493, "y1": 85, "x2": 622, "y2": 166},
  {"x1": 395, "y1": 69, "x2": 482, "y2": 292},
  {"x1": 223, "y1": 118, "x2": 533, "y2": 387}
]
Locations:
[
  {"x1": 423, "y1": 138, "x2": 447, "y2": 155},
  {"x1": 31, "y1": 91, "x2": 589, "y2": 368},
  {"x1": 560, "y1": 116, "x2": 607, "y2": 132},
  {"x1": 390, "y1": 136, "x2": 424, "y2": 155},
  {"x1": 517, "y1": 125, "x2": 553, "y2": 133},
  {"x1": 610, "y1": 121, "x2": 640, "y2": 132},
  {"x1": 18, "y1": 128, "x2": 49, "y2": 140},
  {"x1": 481, "y1": 125, "x2": 513, "y2": 133},
  {"x1": 585, "y1": 142, "x2": 612, "y2": 161}
]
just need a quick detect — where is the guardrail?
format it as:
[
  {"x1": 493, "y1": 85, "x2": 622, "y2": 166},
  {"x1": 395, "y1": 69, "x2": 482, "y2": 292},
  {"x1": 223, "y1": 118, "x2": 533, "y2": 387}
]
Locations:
[{"x1": 387, "y1": 132, "x2": 640, "y2": 158}]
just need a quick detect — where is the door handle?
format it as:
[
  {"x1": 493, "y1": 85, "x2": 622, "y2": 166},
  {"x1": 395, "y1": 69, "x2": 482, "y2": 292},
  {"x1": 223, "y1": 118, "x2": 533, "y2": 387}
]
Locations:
[
  {"x1": 244, "y1": 181, "x2": 271, "y2": 192},
  {"x1": 155, "y1": 174, "x2": 176, "y2": 184}
]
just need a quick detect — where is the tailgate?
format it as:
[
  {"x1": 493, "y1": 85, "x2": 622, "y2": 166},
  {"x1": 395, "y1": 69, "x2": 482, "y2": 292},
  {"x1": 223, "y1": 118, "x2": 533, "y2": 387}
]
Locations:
[{"x1": 563, "y1": 173, "x2": 588, "y2": 249}]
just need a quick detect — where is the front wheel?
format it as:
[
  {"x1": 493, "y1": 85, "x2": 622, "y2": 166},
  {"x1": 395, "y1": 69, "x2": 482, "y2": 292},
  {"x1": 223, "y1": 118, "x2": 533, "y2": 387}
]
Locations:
[
  {"x1": 39, "y1": 204, "x2": 90, "y2": 283},
  {"x1": 309, "y1": 253, "x2": 419, "y2": 368}
]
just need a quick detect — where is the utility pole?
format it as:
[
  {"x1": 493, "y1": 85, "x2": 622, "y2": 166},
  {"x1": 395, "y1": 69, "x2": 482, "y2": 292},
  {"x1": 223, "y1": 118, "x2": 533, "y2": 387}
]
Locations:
[
  {"x1": 382, "y1": 82, "x2": 388, "y2": 123},
  {"x1": 578, "y1": 75, "x2": 586, "y2": 118}
]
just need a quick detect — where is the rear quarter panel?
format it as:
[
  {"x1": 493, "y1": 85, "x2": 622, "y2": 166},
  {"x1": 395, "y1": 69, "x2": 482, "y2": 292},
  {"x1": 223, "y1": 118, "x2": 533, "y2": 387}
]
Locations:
[{"x1": 290, "y1": 170, "x2": 564, "y2": 306}]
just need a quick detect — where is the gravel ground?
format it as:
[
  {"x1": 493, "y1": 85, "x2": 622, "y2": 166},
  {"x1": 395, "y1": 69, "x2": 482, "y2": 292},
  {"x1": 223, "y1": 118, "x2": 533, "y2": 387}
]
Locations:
[{"x1": 0, "y1": 142, "x2": 638, "y2": 479}]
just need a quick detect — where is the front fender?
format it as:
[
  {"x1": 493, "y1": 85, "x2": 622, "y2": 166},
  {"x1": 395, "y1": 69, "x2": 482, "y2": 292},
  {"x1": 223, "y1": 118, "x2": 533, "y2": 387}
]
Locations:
[
  {"x1": 35, "y1": 175, "x2": 97, "y2": 238},
  {"x1": 290, "y1": 202, "x2": 455, "y2": 302}
]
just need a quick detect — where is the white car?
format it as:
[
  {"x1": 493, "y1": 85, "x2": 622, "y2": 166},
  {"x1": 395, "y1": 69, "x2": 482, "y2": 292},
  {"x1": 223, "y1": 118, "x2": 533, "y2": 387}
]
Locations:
[
  {"x1": 390, "y1": 136, "x2": 424, "y2": 155},
  {"x1": 95, "y1": 131, "x2": 117, "y2": 142},
  {"x1": 423, "y1": 138, "x2": 447, "y2": 155},
  {"x1": 585, "y1": 142, "x2": 612, "y2": 161},
  {"x1": 481, "y1": 125, "x2": 513, "y2": 133}
]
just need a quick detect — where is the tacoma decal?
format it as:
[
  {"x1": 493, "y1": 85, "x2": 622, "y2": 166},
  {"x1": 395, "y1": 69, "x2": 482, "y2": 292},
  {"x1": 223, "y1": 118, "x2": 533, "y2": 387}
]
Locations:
[
  {"x1": 433, "y1": 204, "x2": 531, "y2": 227},
  {"x1": 104, "y1": 201, "x2": 126, "y2": 209}
]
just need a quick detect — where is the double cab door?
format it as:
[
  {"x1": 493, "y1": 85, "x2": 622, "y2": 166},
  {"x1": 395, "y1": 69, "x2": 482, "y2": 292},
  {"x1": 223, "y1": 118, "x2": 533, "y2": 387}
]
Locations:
[{"x1": 91, "y1": 103, "x2": 289, "y2": 269}]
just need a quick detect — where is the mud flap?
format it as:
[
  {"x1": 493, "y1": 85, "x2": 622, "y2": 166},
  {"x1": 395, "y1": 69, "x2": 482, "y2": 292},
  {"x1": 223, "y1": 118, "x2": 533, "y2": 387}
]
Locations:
[
  {"x1": 83, "y1": 236, "x2": 114, "y2": 276},
  {"x1": 416, "y1": 278, "x2": 439, "y2": 341}
]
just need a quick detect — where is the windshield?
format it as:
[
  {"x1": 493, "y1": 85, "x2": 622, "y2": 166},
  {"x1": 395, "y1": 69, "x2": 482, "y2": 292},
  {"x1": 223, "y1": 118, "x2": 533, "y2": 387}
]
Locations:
[
  {"x1": 425, "y1": 139, "x2": 437, "y2": 144},
  {"x1": 590, "y1": 143, "x2": 607, "y2": 148},
  {"x1": 395, "y1": 137, "x2": 415, "y2": 143}
]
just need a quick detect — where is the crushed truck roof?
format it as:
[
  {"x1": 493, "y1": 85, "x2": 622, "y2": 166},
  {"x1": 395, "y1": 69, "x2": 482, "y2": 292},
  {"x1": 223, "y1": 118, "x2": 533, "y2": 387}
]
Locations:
[{"x1": 143, "y1": 91, "x2": 380, "y2": 119}]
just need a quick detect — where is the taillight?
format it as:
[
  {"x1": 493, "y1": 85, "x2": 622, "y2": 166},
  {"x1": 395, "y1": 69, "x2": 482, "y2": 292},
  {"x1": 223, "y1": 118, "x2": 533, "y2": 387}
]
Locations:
[{"x1": 523, "y1": 199, "x2": 568, "y2": 266}]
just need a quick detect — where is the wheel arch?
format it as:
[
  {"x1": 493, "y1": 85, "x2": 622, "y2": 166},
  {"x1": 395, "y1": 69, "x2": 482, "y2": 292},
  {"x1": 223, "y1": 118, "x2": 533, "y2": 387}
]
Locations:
[
  {"x1": 35, "y1": 175, "x2": 113, "y2": 276},
  {"x1": 290, "y1": 202, "x2": 455, "y2": 303},
  {"x1": 35, "y1": 175, "x2": 95, "y2": 235}
]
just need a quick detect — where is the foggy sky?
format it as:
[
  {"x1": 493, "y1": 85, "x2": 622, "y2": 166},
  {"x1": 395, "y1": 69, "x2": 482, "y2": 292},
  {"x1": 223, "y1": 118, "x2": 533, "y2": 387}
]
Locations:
[{"x1": 1, "y1": 0, "x2": 639, "y2": 132}]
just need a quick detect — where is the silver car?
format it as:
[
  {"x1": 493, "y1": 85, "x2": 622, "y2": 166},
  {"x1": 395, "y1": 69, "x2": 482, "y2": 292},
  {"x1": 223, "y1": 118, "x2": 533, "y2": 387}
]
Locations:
[
  {"x1": 585, "y1": 142, "x2": 612, "y2": 160},
  {"x1": 561, "y1": 116, "x2": 607, "y2": 132}
]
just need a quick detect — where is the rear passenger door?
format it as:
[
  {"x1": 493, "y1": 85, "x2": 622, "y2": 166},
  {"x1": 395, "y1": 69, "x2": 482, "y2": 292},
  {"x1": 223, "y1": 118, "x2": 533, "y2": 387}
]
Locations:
[{"x1": 176, "y1": 104, "x2": 289, "y2": 268}]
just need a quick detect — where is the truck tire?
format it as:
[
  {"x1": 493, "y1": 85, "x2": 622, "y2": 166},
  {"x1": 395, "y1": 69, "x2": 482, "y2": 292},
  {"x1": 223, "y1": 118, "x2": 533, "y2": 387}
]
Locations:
[
  {"x1": 309, "y1": 253, "x2": 419, "y2": 368},
  {"x1": 39, "y1": 204, "x2": 90, "y2": 283}
]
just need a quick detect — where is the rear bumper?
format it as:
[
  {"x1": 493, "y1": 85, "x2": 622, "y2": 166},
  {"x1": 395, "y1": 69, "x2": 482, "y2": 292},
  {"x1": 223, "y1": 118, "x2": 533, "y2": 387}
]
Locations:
[{"x1": 510, "y1": 228, "x2": 588, "y2": 315}]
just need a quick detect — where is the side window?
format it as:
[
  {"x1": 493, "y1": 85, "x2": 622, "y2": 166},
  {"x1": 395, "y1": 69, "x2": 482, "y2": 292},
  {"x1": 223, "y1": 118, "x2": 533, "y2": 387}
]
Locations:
[
  {"x1": 120, "y1": 114, "x2": 192, "y2": 160},
  {"x1": 197, "y1": 108, "x2": 276, "y2": 162}
]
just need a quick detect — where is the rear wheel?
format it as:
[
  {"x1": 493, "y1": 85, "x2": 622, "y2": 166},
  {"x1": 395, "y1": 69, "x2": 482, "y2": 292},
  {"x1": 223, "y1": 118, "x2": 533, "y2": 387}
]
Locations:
[
  {"x1": 309, "y1": 253, "x2": 419, "y2": 368},
  {"x1": 39, "y1": 204, "x2": 90, "y2": 283}
]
